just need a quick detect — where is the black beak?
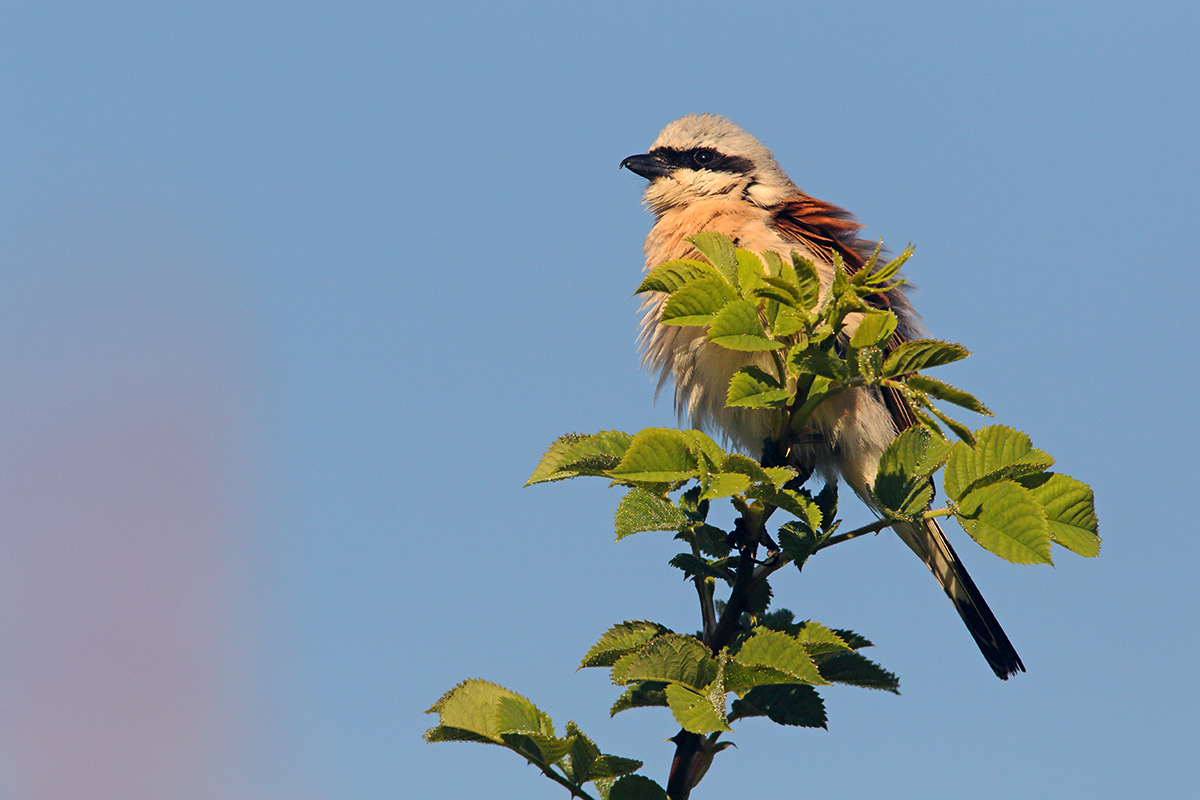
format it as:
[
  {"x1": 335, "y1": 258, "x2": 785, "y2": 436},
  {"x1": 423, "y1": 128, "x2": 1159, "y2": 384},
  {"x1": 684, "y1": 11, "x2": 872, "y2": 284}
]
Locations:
[{"x1": 620, "y1": 153, "x2": 673, "y2": 180}]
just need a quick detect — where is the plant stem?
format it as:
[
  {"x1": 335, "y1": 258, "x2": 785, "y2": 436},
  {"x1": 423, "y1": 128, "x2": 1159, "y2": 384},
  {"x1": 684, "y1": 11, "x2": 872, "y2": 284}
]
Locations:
[
  {"x1": 813, "y1": 518, "x2": 894, "y2": 552},
  {"x1": 538, "y1": 763, "x2": 596, "y2": 800},
  {"x1": 669, "y1": 515, "x2": 760, "y2": 800}
]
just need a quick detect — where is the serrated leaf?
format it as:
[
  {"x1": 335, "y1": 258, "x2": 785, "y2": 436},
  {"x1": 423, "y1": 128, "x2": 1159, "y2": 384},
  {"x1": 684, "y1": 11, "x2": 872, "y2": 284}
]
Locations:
[
  {"x1": 424, "y1": 679, "x2": 548, "y2": 745},
  {"x1": 777, "y1": 521, "x2": 819, "y2": 571},
  {"x1": 955, "y1": 480, "x2": 1053, "y2": 565},
  {"x1": 795, "y1": 622, "x2": 853, "y2": 657},
  {"x1": 611, "y1": 428, "x2": 699, "y2": 483},
  {"x1": 1017, "y1": 472, "x2": 1100, "y2": 557},
  {"x1": 791, "y1": 253, "x2": 822, "y2": 312},
  {"x1": 563, "y1": 721, "x2": 600, "y2": 782},
  {"x1": 735, "y1": 248, "x2": 766, "y2": 293},
  {"x1": 726, "y1": 366, "x2": 791, "y2": 409},
  {"x1": 788, "y1": 344, "x2": 847, "y2": 380},
  {"x1": 706, "y1": 299, "x2": 784, "y2": 351},
  {"x1": 729, "y1": 684, "x2": 827, "y2": 728},
  {"x1": 610, "y1": 681, "x2": 669, "y2": 716},
  {"x1": 526, "y1": 431, "x2": 633, "y2": 485},
  {"x1": 688, "y1": 231, "x2": 738, "y2": 283},
  {"x1": 724, "y1": 661, "x2": 803, "y2": 691},
  {"x1": 618, "y1": 634, "x2": 718, "y2": 690},
  {"x1": 830, "y1": 628, "x2": 874, "y2": 650},
  {"x1": 590, "y1": 755, "x2": 645, "y2": 780},
  {"x1": 581, "y1": 621, "x2": 670, "y2": 668},
  {"x1": 664, "y1": 684, "x2": 731, "y2": 733},
  {"x1": 660, "y1": 277, "x2": 735, "y2": 327},
  {"x1": 699, "y1": 472, "x2": 752, "y2": 501},
  {"x1": 906, "y1": 374, "x2": 992, "y2": 415},
  {"x1": 499, "y1": 731, "x2": 574, "y2": 764},
  {"x1": 680, "y1": 429, "x2": 727, "y2": 470},
  {"x1": 874, "y1": 427, "x2": 950, "y2": 515},
  {"x1": 746, "y1": 484, "x2": 817, "y2": 521},
  {"x1": 615, "y1": 487, "x2": 688, "y2": 540},
  {"x1": 719, "y1": 453, "x2": 771, "y2": 484},
  {"x1": 849, "y1": 310, "x2": 898, "y2": 348},
  {"x1": 692, "y1": 523, "x2": 730, "y2": 557},
  {"x1": 882, "y1": 339, "x2": 970, "y2": 376},
  {"x1": 919, "y1": 398, "x2": 976, "y2": 444},
  {"x1": 496, "y1": 694, "x2": 555, "y2": 737},
  {"x1": 733, "y1": 629, "x2": 827, "y2": 685},
  {"x1": 856, "y1": 244, "x2": 912, "y2": 287},
  {"x1": 753, "y1": 274, "x2": 805, "y2": 306},
  {"x1": 636, "y1": 258, "x2": 725, "y2": 295},
  {"x1": 813, "y1": 651, "x2": 900, "y2": 693},
  {"x1": 771, "y1": 305, "x2": 807, "y2": 336},
  {"x1": 668, "y1": 553, "x2": 736, "y2": 583},
  {"x1": 943, "y1": 425, "x2": 1056, "y2": 501},
  {"x1": 609, "y1": 774, "x2": 670, "y2": 800}
]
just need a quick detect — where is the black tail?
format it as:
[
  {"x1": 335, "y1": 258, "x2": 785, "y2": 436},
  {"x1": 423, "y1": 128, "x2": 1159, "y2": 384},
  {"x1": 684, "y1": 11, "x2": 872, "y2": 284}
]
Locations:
[{"x1": 894, "y1": 518, "x2": 1025, "y2": 679}]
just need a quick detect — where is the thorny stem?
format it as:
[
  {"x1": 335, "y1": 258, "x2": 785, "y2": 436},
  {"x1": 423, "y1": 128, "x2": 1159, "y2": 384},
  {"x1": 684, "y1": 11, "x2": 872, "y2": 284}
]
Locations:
[{"x1": 537, "y1": 762, "x2": 597, "y2": 800}]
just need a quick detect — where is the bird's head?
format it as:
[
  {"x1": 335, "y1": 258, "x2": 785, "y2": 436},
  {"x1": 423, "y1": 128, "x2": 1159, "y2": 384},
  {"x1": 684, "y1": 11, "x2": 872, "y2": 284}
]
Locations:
[{"x1": 620, "y1": 114, "x2": 798, "y2": 215}]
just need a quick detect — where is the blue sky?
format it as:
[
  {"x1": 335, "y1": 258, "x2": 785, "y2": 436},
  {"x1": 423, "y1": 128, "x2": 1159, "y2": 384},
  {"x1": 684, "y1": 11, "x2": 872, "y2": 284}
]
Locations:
[{"x1": 1, "y1": 1, "x2": 1197, "y2": 798}]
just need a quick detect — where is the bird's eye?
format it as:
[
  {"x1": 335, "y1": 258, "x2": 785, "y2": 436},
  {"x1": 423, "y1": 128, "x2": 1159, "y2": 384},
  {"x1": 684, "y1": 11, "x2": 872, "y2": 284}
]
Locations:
[{"x1": 692, "y1": 150, "x2": 715, "y2": 166}]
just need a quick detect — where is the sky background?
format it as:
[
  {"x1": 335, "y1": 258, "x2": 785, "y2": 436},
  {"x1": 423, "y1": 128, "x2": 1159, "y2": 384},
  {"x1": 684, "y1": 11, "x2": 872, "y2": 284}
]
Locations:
[{"x1": 1, "y1": 1, "x2": 1198, "y2": 798}]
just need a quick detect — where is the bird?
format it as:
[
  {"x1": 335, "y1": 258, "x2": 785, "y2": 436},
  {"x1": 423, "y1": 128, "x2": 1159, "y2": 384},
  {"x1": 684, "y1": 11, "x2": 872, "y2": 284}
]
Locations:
[{"x1": 620, "y1": 113, "x2": 1024, "y2": 679}]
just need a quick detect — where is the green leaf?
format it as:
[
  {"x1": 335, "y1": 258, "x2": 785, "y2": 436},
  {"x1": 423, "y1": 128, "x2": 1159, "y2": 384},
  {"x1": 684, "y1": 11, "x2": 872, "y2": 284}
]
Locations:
[
  {"x1": 1017, "y1": 472, "x2": 1100, "y2": 557},
  {"x1": 919, "y1": 398, "x2": 976, "y2": 445},
  {"x1": 753, "y1": 274, "x2": 806, "y2": 307},
  {"x1": 746, "y1": 484, "x2": 818, "y2": 521},
  {"x1": 955, "y1": 480, "x2": 1053, "y2": 564},
  {"x1": 726, "y1": 365, "x2": 791, "y2": 409},
  {"x1": 424, "y1": 679, "x2": 550, "y2": 745},
  {"x1": 610, "y1": 681, "x2": 669, "y2": 716},
  {"x1": 706, "y1": 299, "x2": 784, "y2": 351},
  {"x1": 724, "y1": 662, "x2": 804, "y2": 691},
  {"x1": 563, "y1": 721, "x2": 600, "y2": 782},
  {"x1": 906, "y1": 374, "x2": 993, "y2": 415},
  {"x1": 615, "y1": 488, "x2": 688, "y2": 540},
  {"x1": 788, "y1": 344, "x2": 847, "y2": 380},
  {"x1": 777, "y1": 521, "x2": 819, "y2": 571},
  {"x1": 580, "y1": 621, "x2": 670, "y2": 668},
  {"x1": 829, "y1": 628, "x2": 874, "y2": 650},
  {"x1": 679, "y1": 430, "x2": 727, "y2": 471},
  {"x1": 943, "y1": 425, "x2": 1056, "y2": 501},
  {"x1": 636, "y1": 258, "x2": 725, "y2": 295},
  {"x1": 849, "y1": 310, "x2": 898, "y2": 349},
  {"x1": 791, "y1": 253, "x2": 822, "y2": 312},
  {"x1": 729, "y1": 684, "x2": 827, "y2": 728},
  {"x1": 733, "y1": 629, "x2": 827, "y2": 685},
  {"x1": 795, "y1": 622, "x2": 853, "y2": 657},
  {"x1": 874, "y1": 427, "x2": 950, "y2": 515},
  {"x1": 664, "y1": 684, "x2": 732, "y2": 733},
  {"x1": 668, "y1": 553, "x2": 736, "y2": 583},
  {"x1": 499, "y1": 731, "x2": 574, "y2": 764},
  {"x1": 692, "y1": 523, "x2": 731, "y2": 557},
  {"x1": 855, "y1": 244, "x2": 912, "y2": 287},
  {"x1": 688, "y1": 231, "x2": 738, "y2": 284},
  {"x1": 611, "y1": 428, "x2": 699, "y2": 483},
  {"x1": 526, "y1": 431, "x2": 632, "y2": 485},
  {"x1": 735, "y1": 248, "x2": 766, "y2": 292},
  {"x1": 618, "y1": 634, "x2": 718, "y2": 690},
  {"x1": 609, "y1": 774, "x2": 670, "y2": 800},
  {"x1": 699, "y1": 472, "x2": 752, "y2": 501},
  {"x1": 813, "y1": 651, "x2": 900, "y2": 693},
  {"x1": 882, "y1": 339, "x2": 970, "y2": 376},
  {"x1": 590, "y1": 755, "x2": 645, "y2": 780},
  {"x1": 660, "y1": 277, "x2": 735, "y2": 327},
  {"x1": 771, "y1": 305, "x2": 807, "y2": 337}
]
